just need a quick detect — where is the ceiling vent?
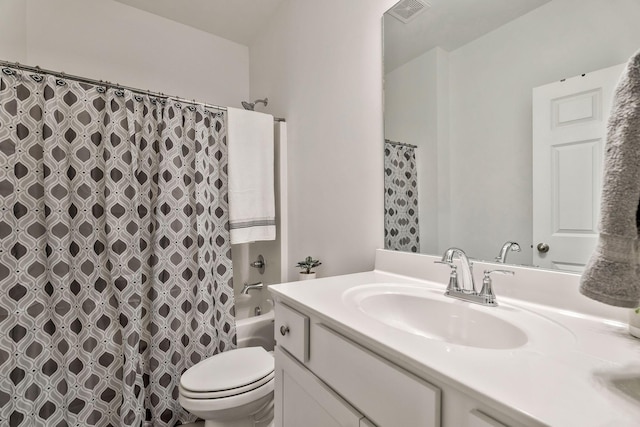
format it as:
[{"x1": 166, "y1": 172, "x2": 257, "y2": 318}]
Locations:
[{"x1": 388, "y1": 0, "x2": 431, "y2": 24}]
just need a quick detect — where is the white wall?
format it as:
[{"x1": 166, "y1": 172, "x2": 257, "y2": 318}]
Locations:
[
  {"x1": 250, "y1": 0, "x2": 397, "y2": 280},
  {"x1": 0, "y1": 0, "x2": 27, "y2": 63},
  {"x1": 385, "y1": 47, "x2": 449, "y2": 254},
  {"x1": 0, "y1": 0, "x2": 249, "y2": 108},
  {"x1": 448, "y1": 0, "x2": 640, "y2": 264},
  {"x1": 435, "y1": 48, "x2": 450, "y2": 254}
]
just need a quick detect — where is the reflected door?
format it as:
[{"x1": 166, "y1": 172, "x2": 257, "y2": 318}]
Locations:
[{"x1": 532, "y1": 63, "x2": 625, "y2": 271}]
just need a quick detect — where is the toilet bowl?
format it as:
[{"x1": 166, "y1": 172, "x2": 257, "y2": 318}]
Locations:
[{"x1": 179, "y1": 346, "x2": 275, "y2": 427}]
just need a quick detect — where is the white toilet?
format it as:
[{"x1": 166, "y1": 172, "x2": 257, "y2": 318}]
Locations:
[{"x1": 179, "y1": 346, "x2": 275, "y2": 427}]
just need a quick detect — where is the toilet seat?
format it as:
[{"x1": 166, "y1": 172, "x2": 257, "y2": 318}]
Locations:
[
  {"x1": 179, "y1": 347, "x2": 274, "y2": 400},
  {"x1": 179, "y1": 371, "x2": 274, "y2": 399},
  {"x1": 179, "y1": 377, "x2": 274, "y2": 413}
]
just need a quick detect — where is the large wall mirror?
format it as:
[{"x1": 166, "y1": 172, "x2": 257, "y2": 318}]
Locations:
[{"x1": 383, "y1": 0, "x2": 640, "y2": 271}]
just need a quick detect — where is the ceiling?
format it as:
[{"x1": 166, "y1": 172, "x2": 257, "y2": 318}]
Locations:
[
  {"x1": 114, "y1": 0, "x2": 551, "y2": 70},
  {"x1": 114, "y1": 0, "x2": 285, "y2": 46},
  {"x1": 384, "y1": 0, "x2": 551, "y2": 72}
]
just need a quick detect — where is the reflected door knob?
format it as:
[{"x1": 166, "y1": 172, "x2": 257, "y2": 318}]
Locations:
[{"x1": 537, "y1": 243, "x2": 550, "y2": 253}]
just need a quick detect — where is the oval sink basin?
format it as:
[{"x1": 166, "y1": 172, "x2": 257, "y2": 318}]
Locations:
[
  {"x1": 343, "y1": 283, "x2": 573, "y2": 350},
  {"x1": 357, "y1": 292, "x2": 527, "y2": 349}
]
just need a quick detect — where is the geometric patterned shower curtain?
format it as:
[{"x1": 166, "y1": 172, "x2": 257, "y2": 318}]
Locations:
[
  {"x1": 384, "y1": 141, "x2": 420, "y2": 253},
  {"x1": 0, "y1": 66, "x2": 236, "y2": 427}
]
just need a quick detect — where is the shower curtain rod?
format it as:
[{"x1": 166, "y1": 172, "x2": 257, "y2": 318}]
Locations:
[
  {"x1": 0, "y1": 60, "x2": 285, "y2": 122},
  {"x1": 385, "y1": 139, "x2": 417, "y2": 149}
]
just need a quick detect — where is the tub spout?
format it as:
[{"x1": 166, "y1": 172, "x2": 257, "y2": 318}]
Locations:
[{"x1": 241, "y1": 281, "x2": 263, "y2": 295}]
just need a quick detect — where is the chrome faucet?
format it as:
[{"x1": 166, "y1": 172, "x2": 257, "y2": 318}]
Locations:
[
  {"x1": 495, "y1": 241, "x2": 521, "y2": 263},
  {"x1": 241, "y1": 281, "x2": 263, "y2": 295},
  {"x1": 435, "y1": 247, "x2": 514, "y2": 306},
  {"x1": 438, "y1": 247, "x2": 476, "y2": 293}
]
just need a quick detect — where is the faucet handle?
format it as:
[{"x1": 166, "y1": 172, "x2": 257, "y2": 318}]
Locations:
[
  {"x1": 484, "y1": 269, "x2": 515, "y2": 277},
  {"x1": 479, "y1": 269, "x2": 514, "y2": 306},
  {"x1": 434, "y1": 261, "x2": 460, "y2": 293}
]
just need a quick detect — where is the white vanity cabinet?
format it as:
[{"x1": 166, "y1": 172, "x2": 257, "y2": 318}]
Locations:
[
  {"x1": 269, "y1": 251, "x2": 640, "y2": 427},
  {"x1": 274, "y1": 303, "x2": 371, "y2": 426},
  {"x1": 274, "y1": 302, "x2": 441, "y2": 427},
  {"x1": 274, "y1": 301, "x2": 523, "y2": 427}
]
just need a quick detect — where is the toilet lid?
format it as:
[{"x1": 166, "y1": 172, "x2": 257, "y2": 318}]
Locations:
[{"x1": 180, "y1": 347, "x2": 274, "y2": 393}]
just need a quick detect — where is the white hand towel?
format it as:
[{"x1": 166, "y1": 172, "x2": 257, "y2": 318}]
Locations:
[{"x1": 227, "y1": 107, "x2": 276, "y2": 244}]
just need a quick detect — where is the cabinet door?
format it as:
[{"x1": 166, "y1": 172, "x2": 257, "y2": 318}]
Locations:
[
  {"x1": 468, "y1": 409, "x2": 509, "y2": 427},
  {"x1": 275, "y1": 347, "x2": 363, "y2": 427},
  {"x1": 310, "y1": 325, "x2": 441, "y2": 427}
]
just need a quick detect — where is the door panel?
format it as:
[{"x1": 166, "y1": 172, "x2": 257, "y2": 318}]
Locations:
[{"x1": 532, "y1": 63, "x2": 625, "y2": 270}]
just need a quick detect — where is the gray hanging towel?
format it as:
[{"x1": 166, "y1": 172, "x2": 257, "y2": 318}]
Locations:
[{"x1": 580, "y1": 50, "x2": 640, "y2": 308}]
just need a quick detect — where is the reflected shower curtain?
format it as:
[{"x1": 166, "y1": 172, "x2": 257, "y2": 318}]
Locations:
[
  {"x1": 384, "y1": 141, "x2": 420, "y2": 252},
  {"x1": 0, "y1": 67, "x2": 236, "y2": 426}
]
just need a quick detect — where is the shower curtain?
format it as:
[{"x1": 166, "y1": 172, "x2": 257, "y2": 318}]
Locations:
[
  {"x1": 0, "y1": 67, "x2": 236, "y2": 426},
  {"x1": 384, "y1": 141, "x2": 420, "y2": 253}
]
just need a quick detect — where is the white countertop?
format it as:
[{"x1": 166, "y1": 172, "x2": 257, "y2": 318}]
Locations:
[{"x1": 269, "y1": 265, "x2": 640, "y2": 427}]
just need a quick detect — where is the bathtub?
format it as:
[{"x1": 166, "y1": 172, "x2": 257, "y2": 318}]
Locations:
[{"x1": 235, "y1": 298, "x2": 275, "y2": 351}]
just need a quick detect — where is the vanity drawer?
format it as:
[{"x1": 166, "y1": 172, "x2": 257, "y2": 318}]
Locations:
[
  {"x1": 275, "y1": 302, "x2": 309, "y2": 362},
  {"x1": 310, "y1": 324, "x2": 441, "y2": 427}
]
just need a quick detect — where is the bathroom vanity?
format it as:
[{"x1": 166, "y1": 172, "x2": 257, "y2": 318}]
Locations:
[{"x1": 269, "y1": 250, "x2": 640, "y2": 427}]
